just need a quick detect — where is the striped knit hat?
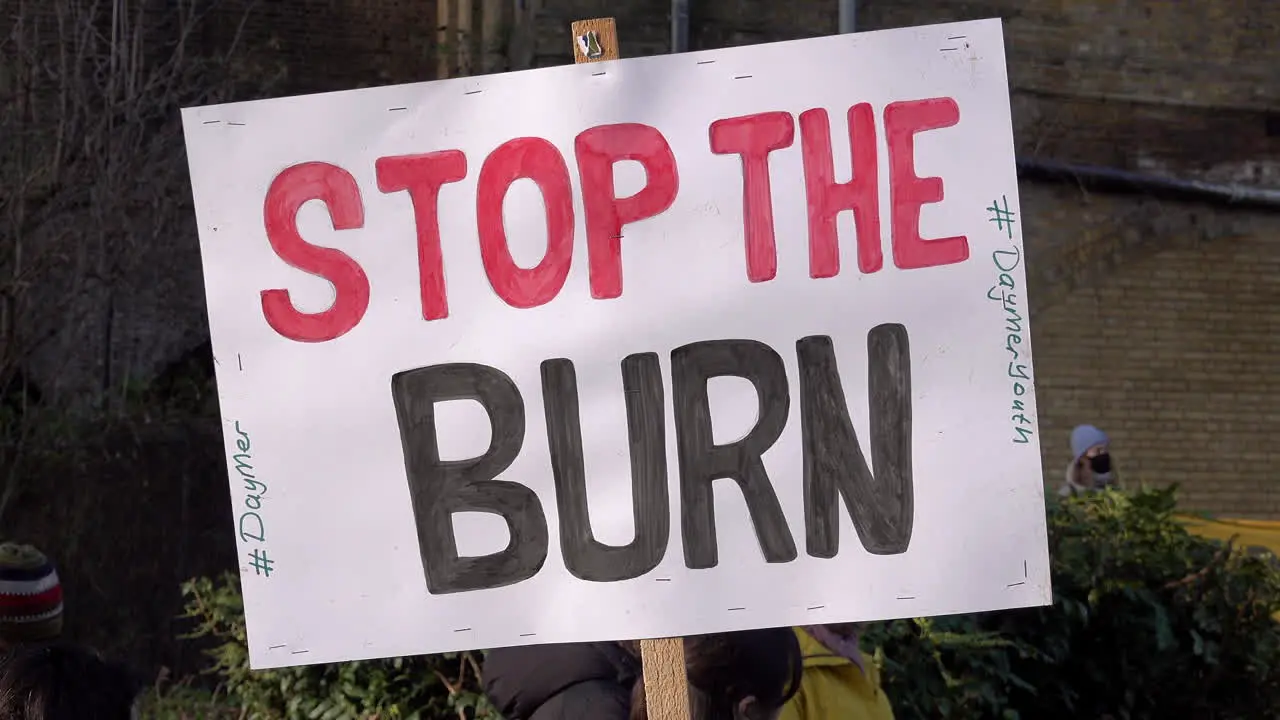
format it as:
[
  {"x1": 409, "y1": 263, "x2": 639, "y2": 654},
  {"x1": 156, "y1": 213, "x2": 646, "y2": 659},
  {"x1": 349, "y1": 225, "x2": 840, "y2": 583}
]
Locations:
[{"x1": 0, "y1": 543, "x2": 64, "y2": 644}]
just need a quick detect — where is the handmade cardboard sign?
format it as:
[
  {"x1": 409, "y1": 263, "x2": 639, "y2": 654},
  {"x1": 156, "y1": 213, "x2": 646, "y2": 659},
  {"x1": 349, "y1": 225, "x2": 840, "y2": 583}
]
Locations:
[{"x1": 182, "y1": 17, "x2": 1050, "y2": 669}]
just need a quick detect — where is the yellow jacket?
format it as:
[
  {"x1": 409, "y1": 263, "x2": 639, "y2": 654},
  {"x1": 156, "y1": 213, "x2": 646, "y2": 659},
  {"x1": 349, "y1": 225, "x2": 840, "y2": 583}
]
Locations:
[{"x1": 779, "y1": 627, "x2": 895, "y2": 720}]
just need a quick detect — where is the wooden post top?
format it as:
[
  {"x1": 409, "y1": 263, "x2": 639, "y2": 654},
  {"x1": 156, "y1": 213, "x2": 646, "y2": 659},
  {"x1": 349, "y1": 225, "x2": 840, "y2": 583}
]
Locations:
[{"x1": 570, "y1": 17, "x2": 621, "y2": 63}]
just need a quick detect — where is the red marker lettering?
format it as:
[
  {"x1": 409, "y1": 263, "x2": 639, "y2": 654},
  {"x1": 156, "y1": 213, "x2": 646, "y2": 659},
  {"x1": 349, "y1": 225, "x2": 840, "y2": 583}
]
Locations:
[
  {"x1": 261, "y1": 162, "x2": 368, "y2": 343},
  {"x1": 375, "y1": 151, "x2": 468, "y2": 321},
  {"x1": 476, "y1": 137, "x2": 575, "y2": 308},
  {"x1": 709, "y1": 112, "x2": 795, "y2": 283},
  {"x1": 799, "y1": 104, "x2": 881, "y2": 278},
  {"x1": 884, "y1": 97, "x2": 968, "y2": 269},
  {"x1": 575, "y1": 123, "x2": 680, "y2": 299}
]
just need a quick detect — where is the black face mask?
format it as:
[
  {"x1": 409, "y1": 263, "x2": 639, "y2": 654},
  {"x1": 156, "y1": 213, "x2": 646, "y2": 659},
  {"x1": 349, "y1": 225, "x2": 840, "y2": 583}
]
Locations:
[{"x1": 1089, "y1": 453, "x2": 1112, "y2": 474}]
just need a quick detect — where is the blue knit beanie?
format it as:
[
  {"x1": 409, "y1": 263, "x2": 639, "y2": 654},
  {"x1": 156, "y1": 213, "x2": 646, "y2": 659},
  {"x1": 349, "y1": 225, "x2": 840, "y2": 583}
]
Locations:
[{"x1": 1070, "y1": 425, "x2": 1109, "y2": 463}]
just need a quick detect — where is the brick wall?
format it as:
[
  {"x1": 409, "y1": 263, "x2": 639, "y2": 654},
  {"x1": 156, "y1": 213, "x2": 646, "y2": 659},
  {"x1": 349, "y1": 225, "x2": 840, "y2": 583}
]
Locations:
[
  {"x1": 1034, "y1": 233, "x2": 1280, "y2": 516},
  {"x1": 1023, "y1": 184, "x2": 1280, "y2": 516},
  {"x1": 200, "y1": 0, "x2": 1280, "y2": 516}
]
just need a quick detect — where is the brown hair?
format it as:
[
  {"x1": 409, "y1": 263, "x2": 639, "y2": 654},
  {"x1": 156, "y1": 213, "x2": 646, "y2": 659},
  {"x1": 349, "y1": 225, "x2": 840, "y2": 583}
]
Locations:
[
  {"x1": 0, "y1": 643, "x2": 140, "y2": 720},
  {"x1": 626, "y1": 628, "x2": 803, "y2": 720}
]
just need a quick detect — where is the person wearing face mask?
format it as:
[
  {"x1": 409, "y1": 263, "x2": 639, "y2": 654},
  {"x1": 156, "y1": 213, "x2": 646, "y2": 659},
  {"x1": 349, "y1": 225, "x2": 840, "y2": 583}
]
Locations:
[{"x1": 1058, "y1": 424, "x2": 1117, "y2": 497}]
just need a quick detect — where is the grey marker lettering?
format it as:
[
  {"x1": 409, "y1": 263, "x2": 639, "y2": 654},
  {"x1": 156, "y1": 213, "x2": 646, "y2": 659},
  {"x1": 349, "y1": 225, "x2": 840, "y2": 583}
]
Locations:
[
  {"x1": 541, "y1": 353, "x2": 669, "y2": 582},
  {"x1": 391, "y1": 363, "x2": 549, "y2": 595},
  {"x1": 799, "y1": 326, "x2": 914, "y2": 558},
  {"x1": 671, "y1": 339, "x2": 797, "y2": 569}
]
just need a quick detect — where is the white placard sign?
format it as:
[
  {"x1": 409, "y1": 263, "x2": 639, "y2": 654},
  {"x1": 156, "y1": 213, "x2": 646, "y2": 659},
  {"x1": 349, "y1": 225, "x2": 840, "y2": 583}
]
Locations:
[{"x1": 183, "y1": 18, "x2": 1050, "y2": 669}]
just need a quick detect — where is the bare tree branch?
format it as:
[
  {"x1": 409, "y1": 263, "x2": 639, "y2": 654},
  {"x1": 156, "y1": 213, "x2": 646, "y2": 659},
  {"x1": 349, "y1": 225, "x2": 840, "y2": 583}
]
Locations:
[{"x1": 0, "y1": 0, "x2": 278, "y2": 521}]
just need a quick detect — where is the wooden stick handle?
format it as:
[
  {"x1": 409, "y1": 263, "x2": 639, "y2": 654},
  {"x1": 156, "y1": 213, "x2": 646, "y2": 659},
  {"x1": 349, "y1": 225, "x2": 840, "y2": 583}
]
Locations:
[
  {"x1": 639, "y1": 637, "x2": 692, "y2": 720},
  {"x1": 569, "y1": 20, "x2": 687, "y2": 719}
]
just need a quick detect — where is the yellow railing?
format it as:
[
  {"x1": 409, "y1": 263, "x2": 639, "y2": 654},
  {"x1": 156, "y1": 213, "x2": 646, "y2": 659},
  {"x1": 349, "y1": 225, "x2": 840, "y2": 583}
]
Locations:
[
  {"x1": 1175, "y1": 514, "x2": 1280, "y2": 553},
  {"x1": 1175, "y1": 514, "x2": 1280, "y2": 621}
]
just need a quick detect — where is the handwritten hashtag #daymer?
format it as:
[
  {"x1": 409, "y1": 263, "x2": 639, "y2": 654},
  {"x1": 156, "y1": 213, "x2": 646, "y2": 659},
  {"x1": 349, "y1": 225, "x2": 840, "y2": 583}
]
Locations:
[
  {"x1": 986, "y1": 194, "x2": 1016, "y2": 239},
  {"x1": 249, "y1": 548, "x2": 274, "y2": 577}
]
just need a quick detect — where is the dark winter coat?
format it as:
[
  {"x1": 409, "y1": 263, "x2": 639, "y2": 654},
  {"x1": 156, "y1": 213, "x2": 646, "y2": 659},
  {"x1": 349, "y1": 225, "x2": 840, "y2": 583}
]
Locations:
[{"x1": 483, "y1": 642, "x2": 638, "y2": 720}]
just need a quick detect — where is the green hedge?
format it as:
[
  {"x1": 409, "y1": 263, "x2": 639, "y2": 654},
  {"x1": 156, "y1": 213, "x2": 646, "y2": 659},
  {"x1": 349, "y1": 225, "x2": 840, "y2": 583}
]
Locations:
[
  {"x1": 180, "y1": 577, "x2": 496, "y2": 719},
  {"x1": 862, "y1": 488, "x2": 1280, "y2": 719},
  {"x1": 181, "y1": 488, "x2": 1280, "y2": 719}
]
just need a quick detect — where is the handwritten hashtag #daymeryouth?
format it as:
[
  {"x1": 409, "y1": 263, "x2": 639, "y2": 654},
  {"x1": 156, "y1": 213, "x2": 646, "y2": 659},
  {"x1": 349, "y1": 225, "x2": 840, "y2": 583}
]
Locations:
[
  {"x1": 249, "y1": 548, "x2": 275, "y2": 577},
  {"x1": 986, "y1": 194, "x2": 1016, "y2": 239}
]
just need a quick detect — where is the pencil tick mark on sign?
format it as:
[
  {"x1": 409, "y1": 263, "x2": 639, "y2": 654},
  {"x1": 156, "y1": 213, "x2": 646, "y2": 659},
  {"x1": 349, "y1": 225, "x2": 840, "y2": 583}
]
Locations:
[
  {"x1": 290, "y1": 650, "x2": 309, "y2": 655},
  {"x1": 465, "y1": 90, "x2": 483, "y2": 96},
  {"x1": 388, "y1": 107, "x2": 408, "y2": 112},
  {"x1": 237, "y1": 354, "x2": 244, "y2": 371},
  {"x1": 202, "y1": 120, "x2": 220, "y2": 125},
  {"x1": 268, "y1": 644, "x2": 286, "y2": 649},
  {"x1": 228, "y1": 122, "x2": 245, "y2": 126},
  {"x1": 1006, "y1": 581, "x2": 1025, "y2": 588},
  {"x1": 807, "y1": 605, "x2": 825, "y2": 610}
]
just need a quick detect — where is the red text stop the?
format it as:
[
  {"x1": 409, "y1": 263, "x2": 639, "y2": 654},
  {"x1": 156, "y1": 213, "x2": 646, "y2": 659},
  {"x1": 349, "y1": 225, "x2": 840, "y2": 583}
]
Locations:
[{"x1": 260, "y1": 98, "x2": 966, "y2": 343}]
